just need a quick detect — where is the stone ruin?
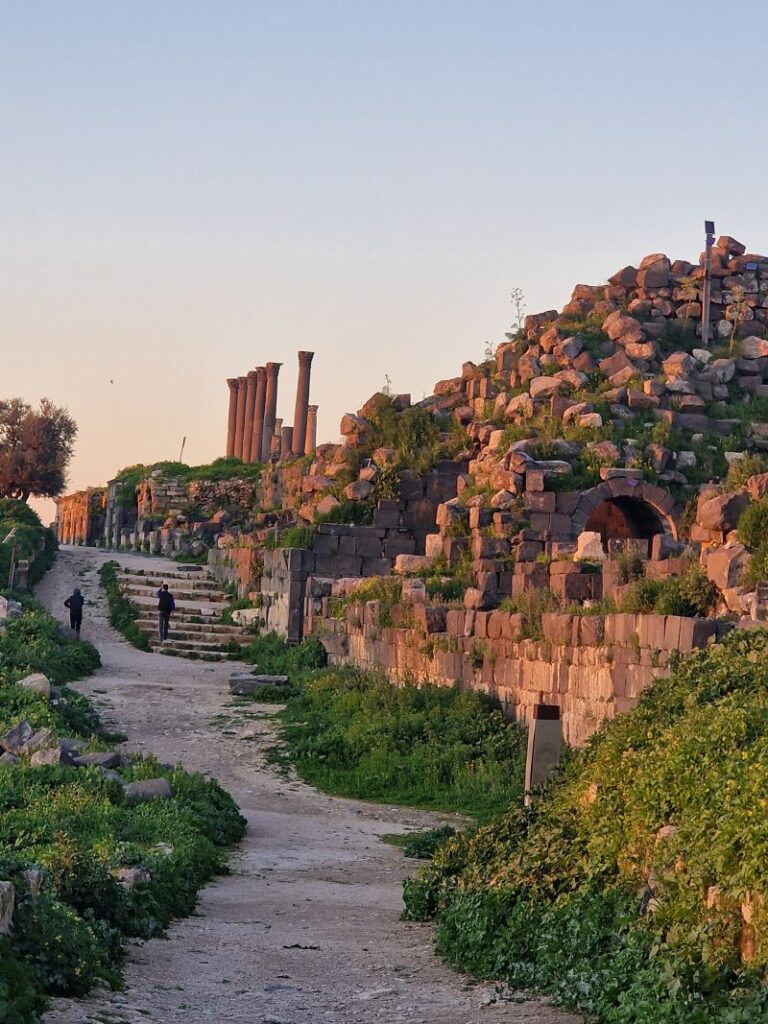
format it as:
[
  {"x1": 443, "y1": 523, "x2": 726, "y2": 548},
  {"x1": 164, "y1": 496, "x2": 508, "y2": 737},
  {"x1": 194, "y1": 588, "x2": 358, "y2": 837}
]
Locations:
[
  {"x1": 225, "y1": 351, "x2": 318, "y2": 464},
  {"x1": 55, "y1": 233, "x2": 768, "y2": 742}
]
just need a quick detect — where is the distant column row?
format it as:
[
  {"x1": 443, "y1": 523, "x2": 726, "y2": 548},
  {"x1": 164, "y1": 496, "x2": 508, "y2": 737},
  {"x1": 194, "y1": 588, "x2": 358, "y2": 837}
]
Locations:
[{"x1": 225, "y1": 352, "x2": 316, "y2": 462}]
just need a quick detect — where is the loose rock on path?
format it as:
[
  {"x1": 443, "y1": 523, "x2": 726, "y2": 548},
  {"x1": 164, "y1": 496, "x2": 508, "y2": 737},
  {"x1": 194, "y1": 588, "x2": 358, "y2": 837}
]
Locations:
[{"x1": 38, "y1": 547, "x2": 579, "y2": 1024}]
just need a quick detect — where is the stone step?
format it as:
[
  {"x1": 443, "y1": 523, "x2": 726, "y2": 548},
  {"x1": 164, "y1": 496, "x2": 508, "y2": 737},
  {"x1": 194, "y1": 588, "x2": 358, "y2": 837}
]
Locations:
[
  {"x1": 120, "y1": 583, "x2": 227, "y2": 603},
  {"x1": 136, "y1": 617, "x2": 250, "y2": 637},
  {"x1": 140, "y1": 627, "x2": 250, "y2": 645},
  {"x1": 120, "y1": 568, "x2": 217, "y2": 585},
  {"x1": 148, "y1": 637, "x2": 242, "y2": 654}
]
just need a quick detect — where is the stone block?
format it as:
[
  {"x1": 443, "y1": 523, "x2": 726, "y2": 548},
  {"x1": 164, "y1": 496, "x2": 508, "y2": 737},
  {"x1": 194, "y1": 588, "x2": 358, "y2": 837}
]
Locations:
[
  {"x1": 524, "y1": 491, "x2": 556, "y2": 513},
  {"x1": 704, "y1": 543, "x2": 748, "y2": 591},
  {"x1": 413, "y1": 605, "x2": 447, "y2": 634},
  {"x1": 313, "y1": 532, "x2": 339, "y2": 555},
  {"x1": 361, "y1": 557, "x2": 392, "y2": 577},
  {"x1": 663, "y1": 615, "x2": 684, "y2": 650},
  {"x1": 124, "y1": 778, "x2": 173, "y2": 803}
]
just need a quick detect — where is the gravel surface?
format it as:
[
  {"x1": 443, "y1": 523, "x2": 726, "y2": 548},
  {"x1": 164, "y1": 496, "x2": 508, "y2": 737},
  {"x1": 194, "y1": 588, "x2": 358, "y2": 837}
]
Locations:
[{"x1": 38, "y1": 546, "x2": 579, "y2": 1024}]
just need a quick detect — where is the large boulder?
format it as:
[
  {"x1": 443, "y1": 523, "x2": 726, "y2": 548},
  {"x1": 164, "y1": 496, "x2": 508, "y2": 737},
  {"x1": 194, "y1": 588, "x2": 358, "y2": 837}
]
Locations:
[
  {"x1": 703, "y1": 544, "x2": 749, "y2": 592},
  {"x1": 18, "y1": 673, "x2": 51, "y2": 698},
  {"x1": 746, "y1": 474, "x2": 768, "y2": 501},
  {"x1": 740, "y1": 337, "x2": 768, "y2": 360},
  {"x1": 394, "y1": 554, "x2": 435, "y2": 575},
  {"x1": 343, "y1": 480, "x2": 374, "y2": 502},
  {"x1": 697, "y1": 492, "x2": 750, "y2": 532},
  {"x1": 529, "y1": 376, "x2": 563, "y2": 399},
  {"x1": 123, "y1": 778, "x2": 173, "y2": 804}
]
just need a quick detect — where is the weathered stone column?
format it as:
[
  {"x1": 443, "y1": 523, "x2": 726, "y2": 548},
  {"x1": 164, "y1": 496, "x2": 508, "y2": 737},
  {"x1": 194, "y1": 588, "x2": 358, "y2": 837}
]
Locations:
[
  {"x1": 233, "y1": 375, "x2": 248, "y2": 460},
  {"x1": 304, "y1": 404, "x2": 318, "y2": 455},
  {"x1": 242, "y1": 370, "x2": 258, "y2": 463},
  {"x1": 280, "y1": 425, "x2": 294, "y2": 460},
  {"x1": 225, "y1": 378, "x2": 239, "y2": 457},
  {"x1": 291, "y1": 351, "x2": 314, "y2": 457},
  {"x1": 250, "y1": 366, "x2": 267, "y2": 463},
  {"x1": 261, "y1": 362, "x2": 282, "y2": 461}
]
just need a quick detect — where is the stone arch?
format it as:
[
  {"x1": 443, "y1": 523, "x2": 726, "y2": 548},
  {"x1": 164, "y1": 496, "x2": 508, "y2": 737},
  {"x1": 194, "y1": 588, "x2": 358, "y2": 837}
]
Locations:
[{"x1": 572, "y1": 478, "x2": 680, "y2": 545}]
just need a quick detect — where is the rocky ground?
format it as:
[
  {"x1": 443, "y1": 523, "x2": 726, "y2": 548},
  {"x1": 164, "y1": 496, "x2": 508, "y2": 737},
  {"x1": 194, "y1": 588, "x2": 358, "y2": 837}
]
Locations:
[{"x1": 36, "y1": 547, "x2": 578, "y2": 1024}]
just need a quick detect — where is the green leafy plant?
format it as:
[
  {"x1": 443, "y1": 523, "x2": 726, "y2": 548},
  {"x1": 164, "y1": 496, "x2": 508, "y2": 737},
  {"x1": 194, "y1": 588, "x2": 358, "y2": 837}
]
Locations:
[
  {"x1": 99, "y1": 561, "x2": 150, "y2": 651},
  {"x1": 403, "y1": 628, "x2": 768, "y2": 1021}
]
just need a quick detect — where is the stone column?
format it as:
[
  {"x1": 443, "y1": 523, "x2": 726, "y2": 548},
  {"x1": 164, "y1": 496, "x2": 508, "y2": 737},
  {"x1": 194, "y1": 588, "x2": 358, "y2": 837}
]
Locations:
[
  {"x1": 250, "y1": 366, "x2": 267, "y2": 463},
  {"x1": 225, "y1": 378, "x2": 239, "y2": 457},
  {"x1": 261, "y1": 362, "x2": 282, "y2": 461},
  {"x1": 304, "y1": 404, "x2": 318, "y2": 455},
  {"x1": 233, "y1": 375, "x2": 248, "y2": 460},
  {"x1": 291, "y1": 351, "x2": 314, "y2": 457},
  {"x1": 241, "y1": 370, "x2": 258, "y2": 463},
  {"x1": 280, "y1": 425, "x2": 294, "y2": 460}
]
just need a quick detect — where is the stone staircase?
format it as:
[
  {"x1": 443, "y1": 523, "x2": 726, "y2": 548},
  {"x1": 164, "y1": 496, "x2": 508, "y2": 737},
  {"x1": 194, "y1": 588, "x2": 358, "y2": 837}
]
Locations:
[{"x1": 116, "y1": 565, "x2": 254, "y2": 661}]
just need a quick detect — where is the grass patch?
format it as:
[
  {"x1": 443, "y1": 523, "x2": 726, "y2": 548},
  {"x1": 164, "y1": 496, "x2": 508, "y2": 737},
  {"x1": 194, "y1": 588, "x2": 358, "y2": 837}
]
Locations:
[
  {"x1": 279, "y1": 667, "x2": 526, "y2": 822},
  {"x1": 99, "y1": 561, "x2": 150, "y2": 651}
]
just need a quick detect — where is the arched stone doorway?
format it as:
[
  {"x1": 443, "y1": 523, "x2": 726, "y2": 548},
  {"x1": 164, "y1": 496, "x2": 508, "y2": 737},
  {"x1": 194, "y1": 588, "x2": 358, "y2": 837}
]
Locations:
[
  {"x1": 585, "y1": 495, "x2": 666, "y2": 544},
  {"x1": 571, "y1": 478, "x2": 680, "y2": 546}
]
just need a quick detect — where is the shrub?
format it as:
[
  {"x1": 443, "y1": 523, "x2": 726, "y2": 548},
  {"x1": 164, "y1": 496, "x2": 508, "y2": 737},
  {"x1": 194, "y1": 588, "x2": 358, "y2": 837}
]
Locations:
[
  {"x1": 0, "y1": 604, "x2": 246, "y2": 1019},
  {"x1": 99, "y1": 561, "x2": 150, "y2": 651},
  {"x1": 615, "y1": 547, "x2": 645, "y2": 585},
  {"x1": 237, "y1": 632, "x2": 327, "y2": 678},
  {"x1": 724, "y1": 453, "x2": 768, "y2": 492},
  {"x1": 739, "y1": 497, "x2": 768, "y2": 551},
  {"x1": 404, "y1": 628, "x2": 768, "y2": 1021},
  {"x1": 620, "y1": 565, "x2": 717, "y2": 618},
  {"x1": 499, "y1": 589, "x2": 560, "y2": 640}
]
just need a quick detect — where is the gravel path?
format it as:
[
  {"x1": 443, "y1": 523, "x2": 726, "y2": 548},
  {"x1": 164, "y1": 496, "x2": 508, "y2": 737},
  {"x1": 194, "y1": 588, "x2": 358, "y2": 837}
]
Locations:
[{"x1": 37, "y1": 546, "x2": 579, "y2": 1024}]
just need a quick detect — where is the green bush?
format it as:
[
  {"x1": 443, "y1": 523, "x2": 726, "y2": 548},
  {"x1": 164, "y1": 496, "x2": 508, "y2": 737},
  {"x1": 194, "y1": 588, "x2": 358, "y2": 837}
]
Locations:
[
  {"x1": 237, "y1": 632, "x2": 327, "y2": 678},
  {"x1": 739, "y1": 497, "x2": 768, "y2": 551},
  {"x1": 620, "y1": 565, "x2": 717, "y2": 618},
  {"x1": 0, "y1": 500, "x2": 57, "y2": 588},
  {"x1": 99, "y1": 561, "x2": 150, "y2": 651},
  {"x1": 615, "y1": 547, "x2": 645, "y2": 585},
  {"x1": 0, "y1": 604, "x2": 246, "y2": 1020},
  {"x1": 279, "y1": 667, "x2": 526, "y2": 821},
  {"x1": 404, "y1": 629, "x2": 768, "y2": 1021}
]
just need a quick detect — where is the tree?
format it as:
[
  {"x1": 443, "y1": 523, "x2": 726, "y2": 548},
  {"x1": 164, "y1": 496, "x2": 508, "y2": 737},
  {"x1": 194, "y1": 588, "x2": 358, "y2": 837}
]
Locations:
[{"x1": 0, "y1": 398, "x2": 77, "y2": 501}]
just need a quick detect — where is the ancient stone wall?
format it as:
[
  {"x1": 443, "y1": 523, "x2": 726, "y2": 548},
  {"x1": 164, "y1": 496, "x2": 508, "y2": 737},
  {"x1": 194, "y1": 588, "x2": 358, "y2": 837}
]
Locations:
[
  {"x1": 311, "y1": 600, "x2": 726, "y2": 746},
  {"x1": 55, "y1": 488, "x2": 105, "y2": 545}
]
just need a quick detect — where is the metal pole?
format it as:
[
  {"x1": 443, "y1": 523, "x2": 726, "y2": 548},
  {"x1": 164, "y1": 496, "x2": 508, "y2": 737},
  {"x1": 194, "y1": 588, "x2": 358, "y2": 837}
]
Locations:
[
  {"x1": 701, "y1": 219, "x2": 715, "y2": 347},
  {"x1": 8, "y1": 544, "x2": 16, "y2": 590}
]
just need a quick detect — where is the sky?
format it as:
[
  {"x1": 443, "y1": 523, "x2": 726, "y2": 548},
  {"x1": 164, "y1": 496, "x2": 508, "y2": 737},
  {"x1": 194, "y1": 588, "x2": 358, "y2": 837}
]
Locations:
[{"x1": 3, "y1": 0, "x2": 768, "y2": 523}]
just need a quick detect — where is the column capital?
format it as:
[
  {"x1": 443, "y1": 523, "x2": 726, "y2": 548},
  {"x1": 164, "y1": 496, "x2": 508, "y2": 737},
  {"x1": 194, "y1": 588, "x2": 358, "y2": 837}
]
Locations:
[
  {"x1": 266, "y1": 362, "x2": 282, "y2": 375},
  {"x1": 227, "y1": 377, "x2": 239, "y2": 390},
  {"x1": 255, "y1": 365, "x2": 267, "y2": 380},
  {"x1": 307, "y1": 404, "x2": 318, "y2": 413},
  {"x1": 298, "y1": 350, "x2": 315, "y2": 366},
  {"x1": 246, "y1": 369, "x2": 258, "y2": 382}
]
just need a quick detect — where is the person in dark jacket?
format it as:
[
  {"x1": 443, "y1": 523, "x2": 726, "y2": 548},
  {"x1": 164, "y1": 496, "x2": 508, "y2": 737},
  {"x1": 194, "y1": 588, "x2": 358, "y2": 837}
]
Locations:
[
  {"x1": 156, "y1": 583, "x2": 176, "y2": 642},
  {"x1": 64, "y1": 587, "x2": 84, "y2": 637}
]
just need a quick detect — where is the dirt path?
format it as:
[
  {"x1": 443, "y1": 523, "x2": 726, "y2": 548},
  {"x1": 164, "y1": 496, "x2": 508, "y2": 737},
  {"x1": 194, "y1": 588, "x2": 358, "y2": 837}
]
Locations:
[{"x1": 37, "y1": 547, "x2": 578, "y2": 1024}]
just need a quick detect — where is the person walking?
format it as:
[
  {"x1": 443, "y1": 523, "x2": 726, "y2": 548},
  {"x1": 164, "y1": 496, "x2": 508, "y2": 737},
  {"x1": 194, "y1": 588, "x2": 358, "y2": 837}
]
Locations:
[
  {"x1": 156, "y1": 583, "x2": 175, "y2": 643},
  {"x1": 64, "y1": 587, "x2": 84, "y2": 637}
]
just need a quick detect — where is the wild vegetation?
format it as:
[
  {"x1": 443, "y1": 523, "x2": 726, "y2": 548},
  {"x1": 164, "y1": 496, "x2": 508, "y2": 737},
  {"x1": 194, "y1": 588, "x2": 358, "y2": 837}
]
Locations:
[
  {"x1": 239, "y1": 634, "x2": 527, "y2": 822},
  {"x1": 99, "y1": 560, "x2": 151, "y2": 651},
  {"x1": 0, "y1": 586, "x2": 245, "y2": 1021},
  {"x1": 403, "y1": 629, "x2": 768, "y2": 1023},
  {"x1": 0, "y1": 500, "x2": 57, "y2": 588},
  {"x1": 114, "y1": 457, "x2": 262, "y2": 505}
]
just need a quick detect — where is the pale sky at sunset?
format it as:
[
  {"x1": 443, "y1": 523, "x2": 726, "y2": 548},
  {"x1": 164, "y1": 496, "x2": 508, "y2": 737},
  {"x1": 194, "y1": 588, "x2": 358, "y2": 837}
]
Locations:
[{"x1": 3, "y1": 0, "x2": 768, "y2": 523}]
